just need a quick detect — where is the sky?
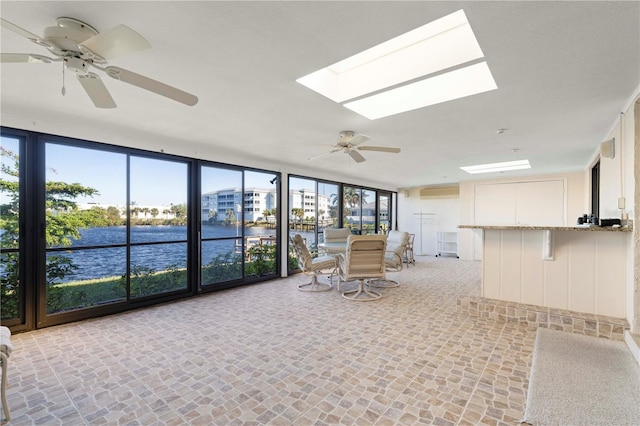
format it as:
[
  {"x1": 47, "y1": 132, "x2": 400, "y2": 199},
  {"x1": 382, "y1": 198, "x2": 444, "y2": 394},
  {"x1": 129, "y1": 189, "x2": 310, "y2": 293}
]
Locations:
[{"x1": 2, "y1": 136, "x2": 277, "y2": 207}]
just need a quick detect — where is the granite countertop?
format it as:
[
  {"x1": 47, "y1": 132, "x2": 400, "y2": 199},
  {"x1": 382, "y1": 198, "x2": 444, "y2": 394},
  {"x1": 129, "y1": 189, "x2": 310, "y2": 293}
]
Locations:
[{"x1": 458, "y1": 224, "x2": 633, "y2": 232}]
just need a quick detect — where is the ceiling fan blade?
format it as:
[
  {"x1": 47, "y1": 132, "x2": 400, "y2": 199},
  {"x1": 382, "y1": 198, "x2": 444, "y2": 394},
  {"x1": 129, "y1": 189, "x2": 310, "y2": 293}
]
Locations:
[
  {"x1": 0, "y1": 18, "x2": 53, "y2": 49},
  {"x1": 77, "y1": 72, "x2": 117, "y2": 108},
  {"x1": 357, "y1": 146, "x2": 401, "y2": 153},
  {"x1": 101, "y1": 65, "x2": 198, "y2": 106},
  {"x1": 349, "y1": 134, "x2": 370, "y2": 146},
  {"x1": 348, "y1": 150, "x2": 366, "y2": 163},
  {"x1": 80, "y1": 25, "x2": 151, "y2": 60},
  {"x1": 309, "y1": 148, "x2": 341, "y2": 161},
  {"x1": 1, "y1": 53, "x2": 56, "y2": 63}
]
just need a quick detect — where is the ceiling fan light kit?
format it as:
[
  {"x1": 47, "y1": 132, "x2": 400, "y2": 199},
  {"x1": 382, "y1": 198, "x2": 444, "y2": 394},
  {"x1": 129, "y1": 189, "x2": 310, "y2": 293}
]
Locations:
[{"x1": 0, "y1": 16, "x2": 198, "y2": 108}]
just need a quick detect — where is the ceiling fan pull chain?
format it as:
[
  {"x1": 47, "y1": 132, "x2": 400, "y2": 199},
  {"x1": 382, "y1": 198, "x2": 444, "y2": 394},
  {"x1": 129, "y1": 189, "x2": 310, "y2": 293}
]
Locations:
[{"x1": 61, "y1": 60, "x2": 66, "y2": 96}]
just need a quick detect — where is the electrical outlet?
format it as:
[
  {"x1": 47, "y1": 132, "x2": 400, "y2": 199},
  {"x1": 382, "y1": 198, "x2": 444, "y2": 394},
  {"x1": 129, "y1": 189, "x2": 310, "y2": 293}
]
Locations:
[{"x1": 618, "y1": 197, "x2": 625, "y2": 209}]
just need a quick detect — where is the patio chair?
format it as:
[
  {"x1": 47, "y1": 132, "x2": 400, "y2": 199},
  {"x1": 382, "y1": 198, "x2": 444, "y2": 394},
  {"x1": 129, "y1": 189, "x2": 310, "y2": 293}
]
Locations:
[
  {"x1": 290, "y1": 234, "x2": 336, "y2": 292},
  {"x1": 0, "y1": 326, "x2": 12, "y2": 423},
  {"x1": 336, "y1": 235, "x2": 387, "y2": 301},
  {"x1": 403, "y1": 233, "x2": 415, "y2": 266},
  {"x1": 369, "y1": 230, "x2": 409, "y2": 288}
]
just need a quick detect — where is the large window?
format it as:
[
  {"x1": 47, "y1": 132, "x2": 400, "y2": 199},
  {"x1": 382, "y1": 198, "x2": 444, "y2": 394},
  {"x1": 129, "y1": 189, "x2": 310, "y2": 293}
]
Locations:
[
  {"x1": 2, "y1": 127, "x2": 285, "y2": 331},
  {"x1": 591, "y1": 160, "x2": 600, "y2": 218},
  {"x1": 343, "y1": 186, "x2": 376, "y2": 235},
  {"x1": 129, "y1": 156, "x2": 189, "y2": 299},
  {"x1": 288, "y1": 176, "x2": 395, "y2": 273},
  {"x1": 42, "y1": 144, "x2": 192, "y2": 319},
  {"x1": 201, "y1": 166, "x2": 244, "y2": 286},
  {"x1": 44, "y1": 143, "x2": 128, "y2": 314},
  {"x1": 200, "y1": 167, "x2": 278, "y2": 288},
  {"x1": 1, "y1": 136, "x2": 23, "y2": 324}
]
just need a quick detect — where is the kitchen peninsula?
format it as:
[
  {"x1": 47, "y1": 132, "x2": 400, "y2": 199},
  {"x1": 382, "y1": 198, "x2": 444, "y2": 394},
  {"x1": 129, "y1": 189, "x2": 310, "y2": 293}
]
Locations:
[{"x1": 458, "y1": 224, "x2": 632, "y2": 319}]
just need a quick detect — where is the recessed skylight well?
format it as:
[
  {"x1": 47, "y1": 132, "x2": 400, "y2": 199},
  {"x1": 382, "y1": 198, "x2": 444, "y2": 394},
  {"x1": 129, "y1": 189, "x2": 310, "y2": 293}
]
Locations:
[
  {"x1": 460, "y1": 160, "x2": 531, "y2": 174},
  {"x1": 296, "y1": 9, "x2": 497, "y2": 119},
  {"x1": 344, "y1": 62, "x2": 497, "y2": 120}
]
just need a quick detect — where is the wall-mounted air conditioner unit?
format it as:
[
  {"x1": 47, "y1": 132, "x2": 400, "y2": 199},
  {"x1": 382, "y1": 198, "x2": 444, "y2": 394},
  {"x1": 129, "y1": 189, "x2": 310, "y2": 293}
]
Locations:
[{"x1": 419, "y1": 185, "x2": 459, "y2": 199}]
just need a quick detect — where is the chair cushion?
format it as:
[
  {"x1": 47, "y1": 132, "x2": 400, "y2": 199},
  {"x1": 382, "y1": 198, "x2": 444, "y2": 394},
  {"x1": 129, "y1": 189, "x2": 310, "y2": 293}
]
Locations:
[
  {"x1": 311, "y1": 255, "x2": 337, "y2": 271},
  {"x1": 324, "y1": 228, "x2": 351, "y2": 243},
  {"x1": 386, "y1": 230, "x2": 409, "y2": 254},
  {"x1": 0, "y1": 326, "x2": 12, "y2": 356}
]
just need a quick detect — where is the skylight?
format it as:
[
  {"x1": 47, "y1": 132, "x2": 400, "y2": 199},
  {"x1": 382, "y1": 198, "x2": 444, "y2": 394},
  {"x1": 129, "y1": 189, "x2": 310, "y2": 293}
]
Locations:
[
  {"x1": 460, "y1": 160, "x2": 531, "y2": 174},
  {"x1": 296, "y1": 9, "x2": 497, "y2": 119},
  {"x1": 343, "y1": 62, "x2": 497, "y2": 120}
]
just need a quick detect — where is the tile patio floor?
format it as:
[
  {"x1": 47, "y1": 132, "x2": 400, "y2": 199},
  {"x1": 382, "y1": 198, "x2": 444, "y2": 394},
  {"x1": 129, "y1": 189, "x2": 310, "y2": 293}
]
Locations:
[{"x1": 3, "y1": 256, "x2": 537, "y2": 425}]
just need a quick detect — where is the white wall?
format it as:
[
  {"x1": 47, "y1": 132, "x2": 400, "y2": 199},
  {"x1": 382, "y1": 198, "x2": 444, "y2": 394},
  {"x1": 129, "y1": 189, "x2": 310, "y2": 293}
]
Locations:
[
  {"x1": 397, "y1": 190, "x2": 460, "y2": 256},
  {"x1": 597, "y1": 96, "x2": 637, "y2": 331}
]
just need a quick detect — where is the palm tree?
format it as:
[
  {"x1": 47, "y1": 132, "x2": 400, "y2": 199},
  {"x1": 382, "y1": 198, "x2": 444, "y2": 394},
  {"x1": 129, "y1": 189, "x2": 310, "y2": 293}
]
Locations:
[{"x1": 343, "y1": 187, "x2": 361, "y2": 209}]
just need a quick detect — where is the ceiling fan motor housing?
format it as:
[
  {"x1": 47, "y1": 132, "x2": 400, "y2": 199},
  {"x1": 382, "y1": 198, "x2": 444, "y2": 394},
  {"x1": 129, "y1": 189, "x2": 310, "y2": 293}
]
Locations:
[
  {"x1": 64, "y1": 56, "x2": 90, "y2": 75},
  {"x1": 43, "y1": 24, "x2": 93, "y2": 56}
]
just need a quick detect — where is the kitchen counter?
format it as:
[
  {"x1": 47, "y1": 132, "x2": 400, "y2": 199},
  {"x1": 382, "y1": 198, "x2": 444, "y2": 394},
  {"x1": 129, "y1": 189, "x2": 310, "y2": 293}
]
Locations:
[
  {"x1": 458, "y1": 224, "x2": 632, "y2": 232},
  {"x1": 459, "y1": 224, "x2": 631, "y2": 318}
]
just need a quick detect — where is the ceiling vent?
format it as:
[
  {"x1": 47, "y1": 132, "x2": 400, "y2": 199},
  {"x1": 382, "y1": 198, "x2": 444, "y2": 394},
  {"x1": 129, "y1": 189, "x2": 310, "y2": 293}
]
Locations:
[{"x1": 419, "y1": 185, "x2": 459, "y2": 199}]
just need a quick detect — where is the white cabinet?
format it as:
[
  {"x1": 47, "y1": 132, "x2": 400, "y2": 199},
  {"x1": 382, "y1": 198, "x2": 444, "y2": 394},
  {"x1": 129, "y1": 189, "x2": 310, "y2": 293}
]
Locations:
[
  {"x1": 474, "y1": 180, "x2": 565, "y2": 226},
  {"x1": 436, "y1": 231, "x2": 458, "y2": 258}
]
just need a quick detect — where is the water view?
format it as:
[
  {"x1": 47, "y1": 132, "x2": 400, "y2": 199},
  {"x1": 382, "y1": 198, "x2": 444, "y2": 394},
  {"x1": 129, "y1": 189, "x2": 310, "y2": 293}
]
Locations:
[{"x1": 56, "y1": 225, "x2": 287, "y2": 282}]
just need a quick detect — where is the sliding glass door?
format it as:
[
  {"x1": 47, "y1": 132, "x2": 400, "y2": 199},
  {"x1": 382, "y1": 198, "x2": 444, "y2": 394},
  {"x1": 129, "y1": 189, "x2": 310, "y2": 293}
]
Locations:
[
  {"x1": 44, "y1": 142, "x2": 129, "y2": 315},
  {"x1": 129, "y1": 156, "x2": 189, "y2": 299},
  {"x1": 201, "y1": 166, "x2": 244, "y2": 287},
  {"x1": 42, "y1": 143, "x2": 192, "y2": 322},
  {"x1": 200, "y1": 166, "x2": 279, "y2": 289}
]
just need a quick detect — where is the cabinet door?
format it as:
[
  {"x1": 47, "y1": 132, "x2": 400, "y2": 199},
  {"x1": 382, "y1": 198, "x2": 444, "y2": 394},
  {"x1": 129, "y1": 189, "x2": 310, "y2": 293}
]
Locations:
[
  {"x1": 515, "y1": 180, "x2": 565, "y2": 226},
  {"x1": 474, "y1": 180, "x2": 565, "y2": 226},
  {"x1": 474, "y1": 183, "x2": 516, "y2": 225}
]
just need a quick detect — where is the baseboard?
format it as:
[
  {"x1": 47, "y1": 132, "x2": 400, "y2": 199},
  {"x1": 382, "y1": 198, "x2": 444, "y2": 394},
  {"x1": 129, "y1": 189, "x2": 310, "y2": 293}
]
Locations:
[{"x1": 624, "y1": 331, "x2": 640, "y2": 366}]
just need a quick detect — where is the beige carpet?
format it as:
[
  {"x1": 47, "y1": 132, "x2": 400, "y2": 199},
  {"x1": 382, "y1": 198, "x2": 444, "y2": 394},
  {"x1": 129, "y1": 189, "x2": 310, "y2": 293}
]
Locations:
[{"x1": 524, "y1": 328, "x2": 640, "y2": 425}]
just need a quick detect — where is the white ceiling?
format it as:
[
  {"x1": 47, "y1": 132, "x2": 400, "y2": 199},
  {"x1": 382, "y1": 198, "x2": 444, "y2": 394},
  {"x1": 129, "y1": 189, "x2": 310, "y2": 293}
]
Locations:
[{"x1": 1, "y1": 1, "x2": 639, "y2": 191}]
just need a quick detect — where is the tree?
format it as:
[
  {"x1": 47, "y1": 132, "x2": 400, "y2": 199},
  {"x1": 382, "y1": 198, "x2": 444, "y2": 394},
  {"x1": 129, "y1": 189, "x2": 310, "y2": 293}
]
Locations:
[
  {"x1": 208, "y1": 209, "x2": 218, "y2": 224},
  {"x1": 291, "y1": 207, "x2": 304, "y2": 223},
  {"x1": 343, "y1": 187, "x2": 362, "y2": 209},
  {"x1": 223, "y1": 208, "x2": 237, "y2": 226},
  {"x1": 1, "y1": 147, "x2": 100, "y2": 319},
  {"x1": 171, "y1": 203, "x2": 187, "y2": 221},
  {"x1": 106, "y1": 206, "x2": 123, "y2": 225},
  {"x1": 150, "y1": 208, "x2": 159, "y2": 219}
]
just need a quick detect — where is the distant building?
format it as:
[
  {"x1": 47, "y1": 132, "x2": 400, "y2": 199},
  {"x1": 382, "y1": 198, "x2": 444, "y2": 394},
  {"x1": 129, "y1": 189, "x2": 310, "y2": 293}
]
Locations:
[
  {"x1": 288, "y1": 188, "x2": 331, "y2": 220},
  {"x1": 202, "y1": 187, "x2": 331, "y2": 223},
  {"x1": 202, "y1": 187, "x2": 277, "y2": 223}
]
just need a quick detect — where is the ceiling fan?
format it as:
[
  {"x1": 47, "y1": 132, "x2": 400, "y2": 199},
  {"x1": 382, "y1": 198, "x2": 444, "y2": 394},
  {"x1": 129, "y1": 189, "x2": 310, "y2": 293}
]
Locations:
[
  {"x1": 310, "y1": 131, "x2": 401, "y2": 163},
  {"x1": 0, "y1": 17, "x2": 198, "y2": 108}
]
